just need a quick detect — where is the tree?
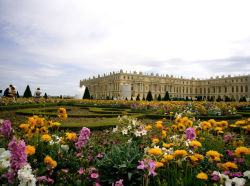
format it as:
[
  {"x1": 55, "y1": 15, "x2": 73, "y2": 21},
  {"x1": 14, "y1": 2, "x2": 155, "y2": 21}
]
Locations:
[
  {"x1": 16, "y1": 91, "x2": 20, "y2": 98},
  {"x1": 136, "y1": 94, "x2": 140, "y2": 101},
  {"x1": 142, "y1": 96, "x2": 145, "y2": 101},
  {"x1": 146, "y1": 91, "x2": 153, "y2": 101},
  {"x1": 91, "y1": 95, "x2": 94, "y2": 99},
  {"x1": 125, "y1": 97, "x2": 128, "y2": 100},
  {"x1": 131, "y1": 96, "x2": 133, "y2": 100},
  {"x1": 106, "y1": 96, "x2": 110, "y2": 100},
  {"x1": 59, "y1": 95, "x2": 62, "y2": 99},
  {"x1": 157, "y1": 94, "x2": 161, "y2": 101},
  {"x1": 23, "y1": 85, "x2": 32, "y2": 98},
  {"x1": 43, "y1": 93, "x2": 48, "y2": 99},
  {"x1": 83, "y1": 87, "x2": 90, "y2": 99},
  {"x1": 185, "y1": 96, "x2": 189, "y2": 101},
  {"x1": 163, "y1": 91, "x2": 170, "y2": 101}
]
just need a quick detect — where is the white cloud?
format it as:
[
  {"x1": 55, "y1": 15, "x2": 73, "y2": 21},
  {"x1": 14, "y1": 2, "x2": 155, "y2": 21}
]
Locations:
[{"x1": 0, "y1": 0, "x2": 250, "y2": 96}]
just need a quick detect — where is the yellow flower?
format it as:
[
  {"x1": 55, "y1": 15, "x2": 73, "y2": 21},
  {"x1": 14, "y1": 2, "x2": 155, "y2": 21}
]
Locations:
[
  {"x1": 41, "y1": 134, "x2": 52, "y2": 141},
  {"x1": 163, "y1": 143, "x2": 174, "y2": 148},
  {"x1": 194, "y1": 154, "x2": 204, "y2": 161},
  {"x1": 200, "y1": 121, "x2": 211, "y2": 130},
  {"x1": 155, "y1": 162, "x2": 164, "y2": 168},
  {"x1": 44, "y1": 156, "x2": 57, "y2": 168},
  {"x1": 163, "y1": 154, "x2": 174, "y2": 161},
  {"x1": 152, "y1": 138, "x2": 159, "y2": 143},
  {"x1": 149, "y1": 148, "x2": 163, "y2": 156},
  {"x1": 172, "y1": 125, "x2": 177, "y2": 132},
  {"x1": 52, "y1": 122, "x2": 61, "y2": 127},
  {"x1": 214, "y1": 127, "x2": 223, "y2": 131},
  {"x1": 208, "y1": 119, "x2": 217, "y2": 127},
  {"x1": 40, "y1": 126, "x2": 48, "y2": 134},
  {"x1": 235, "y1": 147, "x2": 250, "y2": 157},
  {"x1": 65, "y1": 132, "x2": 77, "y2": 141},
  {"x1": 178, "y1": 123, "x2": 186, "y2": 131},
  {"x1": 161, "y1": 130, "x2": 167, "y2": 139},
  {"x1": 19, "y1": 124, "x2": 29, "y2": 131},
  {"x1": 199, "y1": 137, "x2": 205, "y2": 141},
  {"x1": 25, "y1": 145, "x2": 35, "y2": 156},
  {"x1": 206, "y1": 150, "x2": 222, "y2": 162},
  {"x1": 196, "y1": 172, "x2": 208, "y2": 180},
  {"x1": 219, "y1": 162, "x2": 238, "y2": 171},
  {"x1": 190, "y1": 141, "x2": 202, "y2": 148},
  {"x1": 230, "y1": 124, "x2": 237, "y2": 128},
  {"x1": 146, "y1": 125, "x2": 152, "y2": 131},
  {"x1": 155, "y1": 121, "x2": 163, "y2": 130},
  {"x1": 174, "y1": 150, "x2": 188, "y2": 158}
]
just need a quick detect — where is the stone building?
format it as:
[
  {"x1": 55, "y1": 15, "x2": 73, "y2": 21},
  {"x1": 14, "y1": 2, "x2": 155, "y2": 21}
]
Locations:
[{"x1": 80, "y1": 70, "x2": 250, "y2": 101}]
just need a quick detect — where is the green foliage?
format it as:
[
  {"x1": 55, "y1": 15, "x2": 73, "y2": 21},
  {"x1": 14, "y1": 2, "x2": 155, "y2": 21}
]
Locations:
[
  {"x1": 157, "y1": 94, "x2": 161, "y2": 101},
  {"x1": 83, "y1": 87, "x2": 90, "y2": 99},
  {"x1": 239, "y1": 96, "x2": 247, "y2": 102},
  {"x1": 106, "y1": 96, "x2": 110, "y2": 100},
  {"x1": 23, "y1": 85, "x2": 32, "y2": 98},
  {"x1": 146, "y1": 91, "x2": 153, "y2": 101},
  {"x1": 97, "y1": 143, "x2": 144, "y2": 185},
  {"x1": 136, "y1": 94, "x2": 140, "y2": 101},
  {"x1": 16, "y1": 91, "x2": 20, "y2": 98},
  {"x1": 44, "y1": 93, "x2": 48, "y2": 99},
  {"x1": 163, "y1": 91, "x2": 170, "y2": 101}
]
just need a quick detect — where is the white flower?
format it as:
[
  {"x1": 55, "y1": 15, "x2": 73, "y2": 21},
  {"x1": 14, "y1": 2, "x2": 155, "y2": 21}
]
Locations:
[
  {"x1": 0, "y1": 150, "x2": 11, "y2": 168},
  {"x1": 134, "y1": 130, "x2": 141, "y2": 137},
  {"x1": 121, "y1": 129, "x2": 128, "y2": 135},
  {"x1": 231, "y1": 177, "x2": 246, "y2": 186},
  {"x1": 18, "y1": 164, "x2": 36, "y2": 186},
  {"x1": 141, "y1": 130, "x2": 147, "y2": 136},
  {"x1": 132, "y1": 120, "x2": 136, "y2": 126},
  {"x1": 243, "y1": 170, "x2": 250, "y2": 179},
  {"x1": 127, "y1": 138, "x2": 132, "y2": 143},
  {"x1": 113, "y1": 127, "x2": 118, "y2": 133},
  {"x1": 61, "y1": 145, "x2": 69, "y2": 152},
  {"x1": 127, "y1": 125, "x2": 132, "y2": 130}
]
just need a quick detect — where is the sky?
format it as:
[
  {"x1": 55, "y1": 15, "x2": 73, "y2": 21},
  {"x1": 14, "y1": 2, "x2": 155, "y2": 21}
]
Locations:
[{"x1": 0, "y1": 0, "x2": 250, "y2": 97}]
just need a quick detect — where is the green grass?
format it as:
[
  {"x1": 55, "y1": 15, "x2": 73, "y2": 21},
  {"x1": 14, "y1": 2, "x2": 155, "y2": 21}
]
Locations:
[{"x1": 60, "y1": 118, "x2": 119, "y2": 129}]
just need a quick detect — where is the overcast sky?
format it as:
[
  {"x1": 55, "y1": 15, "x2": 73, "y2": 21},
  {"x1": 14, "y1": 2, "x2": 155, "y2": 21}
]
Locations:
[{"x1": 0, "y1": 0, "x2": 250, "y2": 97}]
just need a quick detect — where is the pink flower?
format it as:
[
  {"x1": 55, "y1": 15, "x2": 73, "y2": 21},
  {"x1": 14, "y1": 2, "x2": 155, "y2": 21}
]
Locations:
[
  {"x1": 186, "y1": 128, "x2": 196, "y2": 140},
  {"x1": 91, "y1": 173, "x2": 99, "y2": 179},
  {"x1": 76, "y1": 153, "x2": 82, "y2": 157},
  {"x1": 97, "y1": 154, "x2": 103, "y2": 158},
  {"x1": 115, "y1": 179, "x2": 123, "y2": 186},
  {"x1": 95, "y1": 182, "x2": 101, "y2": 186},
  {"x1": 238, "y1": 158, "x2": 244, "y2": 163},
  {"x1": 47, "y1": 177, "x2": 54, "y2": 183},
  {"x1": 7, "y1": 137, "x2": 27, "y2": 183},
  {"x1": 62, "y1": 169, "x2": 68, "y2": 173},
  {"x1": 137, "y1": 160, "x2": 148, "y2": 169},
  {"x1": 90, "y1": 167, "x2": 96, "y2": 171},
  {"x1": 75, "y1": 127, "x2": 90, "y2": 151},
  {"x1": 0, "y1": 120, "x2": 12, "y2": 139},
  {"x1": 78, "y1": 167, "x2": 84, "y2": 174},
  {"x1": 88, "y1": 156, "x2": 93, "y2": 161},
  {"x1": 148, "y1": 159, "x2": 157, "y2": 176}
]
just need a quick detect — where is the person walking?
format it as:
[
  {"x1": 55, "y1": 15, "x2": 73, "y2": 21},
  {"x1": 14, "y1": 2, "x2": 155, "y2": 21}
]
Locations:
[{"x1": 34, "y1": 88, "x2": 42, "y2": 98}]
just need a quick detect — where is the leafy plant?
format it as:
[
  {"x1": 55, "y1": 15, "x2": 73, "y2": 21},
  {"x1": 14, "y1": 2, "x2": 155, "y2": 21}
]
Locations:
[{"x1": 97, "y1": 143, "x2": 144, "y2": 185}]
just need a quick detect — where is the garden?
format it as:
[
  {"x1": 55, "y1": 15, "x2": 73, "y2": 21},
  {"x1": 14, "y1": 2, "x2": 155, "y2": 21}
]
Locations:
[{"x1": 0, "y1": 98, "x2": 249, "y2": 185}]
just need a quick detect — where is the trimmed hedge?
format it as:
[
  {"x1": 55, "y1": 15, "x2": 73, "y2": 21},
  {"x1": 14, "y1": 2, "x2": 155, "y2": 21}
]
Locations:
[
  {"x1": 237, "y1": 112, "x2": 250, "y2": 117},
  {"x1": 0, "y1": 103, "x2": 58, "y2": 111}
]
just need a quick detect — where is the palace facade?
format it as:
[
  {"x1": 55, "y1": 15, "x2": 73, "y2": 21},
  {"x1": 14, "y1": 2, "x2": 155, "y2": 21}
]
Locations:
[{"x1": 80, "y1": 70, "x2": 250, "y2": 101}]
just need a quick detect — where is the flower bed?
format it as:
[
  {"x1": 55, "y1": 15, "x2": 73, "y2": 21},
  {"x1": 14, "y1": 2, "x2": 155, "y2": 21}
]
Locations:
[{"x1": 0, "y1": 107, "x2": 249, "y2": 185}]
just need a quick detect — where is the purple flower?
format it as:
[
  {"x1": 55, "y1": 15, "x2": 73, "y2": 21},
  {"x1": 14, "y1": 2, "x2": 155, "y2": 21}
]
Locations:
[
  {"x1": 225, "y1": 150, "x2": 233, "y2": 156},
  {"x1": 91, "y1": 173, "x2": 99, "y2": 179},
  {"x1": 234, "y1": 172, "x2": 243, "y2": 177},
  {"x1": 7, "y1": 137, "x2": 27, "y2": 183},
  {"x1": 0, "y1": 120, "x2": 12, "y2": 139},
  {"x1": 185, "y1": 128, "x2": 196, "y2": 140},
  {"x1": 148, "y1": 159, "x2": 157, "y2": 176},
  {"x1": 238, "y1": 158, "x2": 244, "y2": 163},
  {"x1": 75, "y1": 127, "x2": 91, "y2": 151},
  {"x1": 88, "y1": 156, "x2": 93, "y2": 161},
  {"x1": 211, "y1": 174, "x2": 219, "y2": 181},
  {"x1": 137, "y1": 160, "x2": 148, "y2": 169}
]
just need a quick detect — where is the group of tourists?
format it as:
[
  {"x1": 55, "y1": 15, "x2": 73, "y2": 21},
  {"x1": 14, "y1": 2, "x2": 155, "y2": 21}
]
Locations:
[
  {"x1": 0, "y1": 84, "x2": 17, "y2": 100},
  {"x1": 0, "y1": 85, "x2": 42, "y2": 100}
]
